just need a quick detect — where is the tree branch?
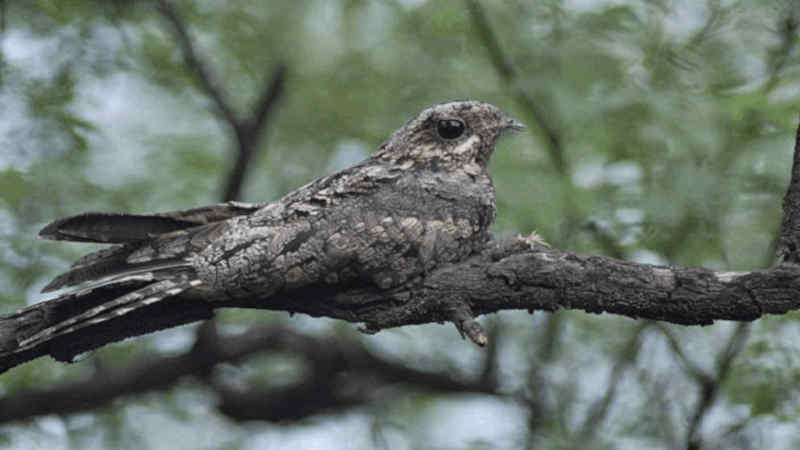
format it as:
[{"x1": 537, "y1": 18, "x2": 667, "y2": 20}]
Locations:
[
  {"x1": 3, "y1": 230, "x2": 800, "y2": 374},
  {"x1": 777, "y1": 114, "x2": 800, "y2": 262},
  {"x1": 0, "y1": 323, "x2": 498, "y2": 423},
  {"x1": 762, "y1": 10, "x2": 798, "y2": 95}
]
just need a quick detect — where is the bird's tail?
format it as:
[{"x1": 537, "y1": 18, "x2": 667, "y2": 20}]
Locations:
[
  {"x1": 15, "y1": 272, "x2": 201, "y2": 354},
  {"x1": 0, "y1": 209, "x2": 232, "y2": 361}
]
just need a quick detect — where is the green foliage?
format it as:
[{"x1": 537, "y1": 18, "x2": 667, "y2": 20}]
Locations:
[{"x1": 1, "y1": 0, "x2": 799, "y2": 449}]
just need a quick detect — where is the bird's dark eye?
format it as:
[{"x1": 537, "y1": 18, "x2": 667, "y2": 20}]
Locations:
[{"x1": 437, "y1": 119, "x2": 465, "y2": 140}]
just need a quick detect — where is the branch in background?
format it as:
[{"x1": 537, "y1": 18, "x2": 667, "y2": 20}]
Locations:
[
  {"x1": 477, "y1": 317, "x2": 501, "y2": 390},
  {"x1": 248, "y1": 65, "x2": 287, "y2": 137},
  {"x1": 464, "y1": 0, "x2": 566, "y2": 175},
  {"x1": 154, "y1": 0, "x2": 286, "y2": 203},
  {"x1": 582, "y1": 221, "x2": 628, "y2": 260},
  {"x1": 762, "y1": 9, "x2": 798, "y2": 94},
  {"x1": 658, "y1": 324, "x2": 713, "y2": 384},
  {"x1": 0, "y1": 323, "x2": 499, "y2": 423},
  {"x1": 686, "y1": 0, "x2": 726, "y2": 49},
  {"x1": 155, "y1": 0, "x2": 239, "y2": 129},
  {"x1": 579, "y1": 322, "x2": 649, "y2": 439},
  {"x1": 684, "y1": 323, "x2": 750, "y2": 450},
  {"x1": 657, "y1": 322, "x2": 751, "y2": 449},
  {"x1": 223, "y1": 65, "x2": 286, "y2": 202}
]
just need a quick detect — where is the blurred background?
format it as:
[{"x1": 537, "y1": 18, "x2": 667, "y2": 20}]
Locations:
[{"x1": 1, "y1": 0, "x2": 799, "y2": 449}]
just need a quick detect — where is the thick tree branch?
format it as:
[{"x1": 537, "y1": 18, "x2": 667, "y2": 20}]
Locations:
[{"x1": 3, "y1": 231, "x2": 800, "y2": 374}]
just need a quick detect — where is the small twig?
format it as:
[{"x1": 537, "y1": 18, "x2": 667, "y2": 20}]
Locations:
[
  {"x1": 686, "y1": 0, "x2": 725, "y2": 49},
  {"x1": 222, "y1": 65, "x2": 286, "y2": 202},
  {"x1": 685, "y1": 323, "x2": 750, "y2": 450},
  {"x1": 155, "y1": 0, "x2": 239, "y2": 128},
  {"x1": 478, "y1": 318, "x2": 501, "y2": 389},
  {"x1": 658, "y1": 324, "x2": 714, "y2": 384},
  {"x1": 582, "y1": 221, "x2": 627, "y2": 259},
  {"x1": 449, "y1": 302, "x2": 487, "y2": 347},
  {"x1": 762, "y1": 11, "x2": 798, "y2": 94},
  {"x1": 248, "y1": 65, "x2": 287, "y2": 138},
  {"x1": 579, "y1": 323, "x2": 649, "y2": 438},
  {"x1": 156, "y1": 0, "x2": 286, "y2": 202}
]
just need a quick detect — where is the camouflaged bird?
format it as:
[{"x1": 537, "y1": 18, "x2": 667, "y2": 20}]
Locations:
[{"x1": 14, "y1": 100, "x2": 523, "y2": 352}]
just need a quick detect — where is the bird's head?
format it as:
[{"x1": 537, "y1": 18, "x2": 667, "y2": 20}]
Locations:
[{"x1": 376, "y1": 100, "x2": 524, "y2": 170}]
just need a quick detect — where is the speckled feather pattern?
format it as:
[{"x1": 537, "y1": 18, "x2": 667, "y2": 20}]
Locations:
[{"x1": 28, "y1": 100, "x2": 522, "y2": 348}]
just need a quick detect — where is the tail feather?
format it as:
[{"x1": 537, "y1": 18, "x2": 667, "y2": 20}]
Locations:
[
  {"x1": 18, "y1": 276, "x2": 201, "y2": 351},
  {"x1": 42, "y1": 253, "x2": 187, "y2": 293},
  {"x1": 38, "y1": 201, "x2": 261, "y2": 244},
  {"x1": 70, "y1": 244, "x2": 127, "y2": 269},
  {"x1": 41, "y1": 223, "x2": 225, "y2": 293},
  {"x1": 38, "y1": 212, "x2": 199, "y2": 243},
  {"x1": 19, "y1": 203, "x2": 248, "y2": 357}
]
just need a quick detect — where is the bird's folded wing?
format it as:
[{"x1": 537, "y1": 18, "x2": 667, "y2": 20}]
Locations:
[{"x1": 38, "y1": 201, "x2": 263, "y2": 244}]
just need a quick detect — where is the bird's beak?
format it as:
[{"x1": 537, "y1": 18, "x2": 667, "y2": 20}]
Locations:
[{"x1": 503, "y1": 116, "x2": 526, "y2": 133}]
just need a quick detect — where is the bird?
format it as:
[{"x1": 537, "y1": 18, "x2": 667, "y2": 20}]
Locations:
[{"x1": 9, "y1": 100, "x2": 524, "y2": 356}]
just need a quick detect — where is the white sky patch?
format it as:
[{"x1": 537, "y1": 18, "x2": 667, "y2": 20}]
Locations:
[
  {"x1": 605, "y1": 161, "x2": 642, "y2": 186},
  {"x1": 0, "y1": 93, "x2": 31, "y2": 170},
  {"x1": 630, "y1": 249, "x2": 666, "y2": 265},
  {"x1": 0, "y1": 30, "x2": 70, "y2": 170},
  {"x1": 73, "y1": 71, "x2": 225, "y2": 189},
  {"x1": 616, "y1": 208, "x2": 644, "y2": 224},
  {"x1": 396, "y1": 0, "x2": 427, "y2": 9},
  {"x1": 327, "y1": 139, "x2": 369, "y2": 172},
  {"x1": 662, "y1": 0, "x2": 711, "y2": 40},
  {"x1": 564, "y1": 0, "x2": 631, "y2": 12},
  {"x1": 243, "y1": 412, "x2": 375, "y2": 450},
  {"x1": 574, "y1": 158, "x2": 642, "y2": 188},
  {"x1": 2, "y1": 29, "x2": 69, "y2": 80},
  {"x1": 572, "y1": 157, "x2": 606, "y2": 188},
  {"x1": 419, "y1": 395, "x2": 528, "y2": 448}
]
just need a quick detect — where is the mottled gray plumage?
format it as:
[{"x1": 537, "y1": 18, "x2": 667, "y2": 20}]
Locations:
[{"x1": 23, "y1": 100, "x2": 522, "y2": 349}]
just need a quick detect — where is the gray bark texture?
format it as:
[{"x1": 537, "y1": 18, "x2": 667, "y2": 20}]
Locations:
[{"x1": 0, "y1": 102, "x2": 799, "y2": 375}]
